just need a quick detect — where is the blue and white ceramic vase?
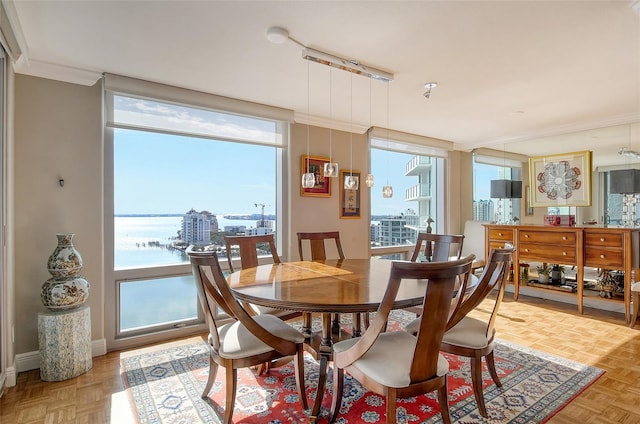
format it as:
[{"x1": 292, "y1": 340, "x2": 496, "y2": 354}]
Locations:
[{"x1": 41, "y1": 234, "x2": 89, "y2": 310}]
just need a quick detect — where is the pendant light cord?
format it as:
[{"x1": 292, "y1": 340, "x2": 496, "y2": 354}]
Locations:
[
  {"x1": 306, "y1": 60, "x2": 310, "y2": 169},
  {"x1": 386, "y1": 81, "x2": 390, "y2": 186},
  {"x1": 329, "y1": 69, "x2": 332, "y2": 162},
  {"x1": 350, "y1": 72, "x2": 353, "y2": 177}
]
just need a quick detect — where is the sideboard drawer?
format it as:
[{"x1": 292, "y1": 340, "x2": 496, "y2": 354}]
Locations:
[
  {"x1": 489, "y1": 241, "x2": 511, "y2": 251},
  {"x1": 519, "y1": 243, "x2": 576, "y2": 263},
  {"x1": 585, "y1": 232, "x2": 624, "y2": 248},
  {"x1": 488, "y1": 228, "x2": 513, "y2": 242},
  {"x1": 519, "y1": 230, "x2": 575, "y2": 245},
  {"x1": 585, "y1": 248, "x2": 624, "y2": 268}
]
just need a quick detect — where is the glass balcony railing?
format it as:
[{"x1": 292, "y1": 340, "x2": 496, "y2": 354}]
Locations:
[
  {"x1": 406, "y1": 183, "x2": 432, "y2": 200},
  {"x1": 405, "y1": 156, "x2": 432, "y2": 175}
]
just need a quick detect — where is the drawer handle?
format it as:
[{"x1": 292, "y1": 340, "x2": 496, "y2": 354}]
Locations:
[
  {"x1": 600, "y1": 237, "x2": 605, "y2": 242},
  {"x1": 600, "y1": 254, "x2": 605, "y2": 259},
  {"x1": 562, "y1": 252, "x2": 567, "y2": 256},
  {"x1": 524, "y1": 248, "x2": 529, "y2": 252},
  {"x1": 498, "y1": 232, "x2": 503, "y2": 236},
  {"x1": 562, "y1": 236, "x2": 567, "y2": 240},
  {"x1": 524, "y1": 234, "x2": 529, "y2": 238}
]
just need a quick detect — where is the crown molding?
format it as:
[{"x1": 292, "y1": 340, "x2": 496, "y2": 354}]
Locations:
[
  {"x1": 13, "y1": 58, "x2": 101, "y2": 86},
  {"x1": 468, "y1": 112, "x2": 640, "y2": 150},
  {"x1": 294, "y1": 112, "x2": 370, "y2": 134}
]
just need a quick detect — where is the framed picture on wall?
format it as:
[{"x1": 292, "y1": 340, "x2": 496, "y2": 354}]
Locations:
[
  {"x1": 340, "y1": 170, "x2": 360, "y2": 219},
  {"x1": 528, "y1": 150, "x2": 592, "y2": 207},
  {"x1": 300, "y1": 155, "x2": 331, "y2": 197}
]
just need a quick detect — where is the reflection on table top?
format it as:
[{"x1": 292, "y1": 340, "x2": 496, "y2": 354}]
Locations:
[{"x1": 227, "y1": 259, "x2": 428, "y2": 313}]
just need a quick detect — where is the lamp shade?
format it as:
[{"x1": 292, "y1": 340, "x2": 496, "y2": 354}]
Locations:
[
  {"x1": 610, "y1": 169, "x2": 640, "y2": 194},
  {"x1": 490, "y1": 180, "x2": 523, "y2": 199},
  {"x1": 510, "y1": 180, "x2": 523, "y2": 199}
]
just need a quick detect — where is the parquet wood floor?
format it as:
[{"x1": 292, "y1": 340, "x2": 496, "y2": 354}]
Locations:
[{"x1": 1, "y1": 294, "x2": 639, "y2": 423}]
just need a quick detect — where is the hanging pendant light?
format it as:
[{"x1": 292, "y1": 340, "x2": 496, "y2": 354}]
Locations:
[
  {"x1": 382, "y1": 81, "x2": 393, "y2": 197},
  {"x1": 302, "y1": 60, "x2": 315, "y2": 189},
  {"x1": 365, "y1": 77, "x2": 374, "y2": 187},
  {"x1": 324, "y1": 68, "x2": 339, "y2": 178},
  {"x1": 345, "y1": 73, "x2": 359, "y2": 190},
  {"x1": 365, "y1": 174, "x2": 375, "y2": 187}
]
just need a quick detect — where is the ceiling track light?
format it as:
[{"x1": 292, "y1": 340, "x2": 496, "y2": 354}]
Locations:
[
  {"x1": 265, "y1": 26, "x2": 393, "y2": 81},
  {"x1": 302, "y1": 47, "x2": 394, "y2": 82}
]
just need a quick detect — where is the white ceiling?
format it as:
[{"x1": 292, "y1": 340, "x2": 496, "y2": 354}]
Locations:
[{"x1": 3, "y1": 0, "x2": 640, "y2": 167}]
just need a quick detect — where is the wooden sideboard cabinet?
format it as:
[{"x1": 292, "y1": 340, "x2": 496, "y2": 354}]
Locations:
[{"x1": 484, "y1": 224, "x2": 640, "y2": 322}]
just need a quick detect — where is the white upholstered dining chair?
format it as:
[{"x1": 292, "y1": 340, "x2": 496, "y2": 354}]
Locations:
[
  {"x1": 329, "y1": 255, "x2": 475, "y2": 424},
  {"x1": 186, "y1": 246, "x2": 308, "y2": 424}
]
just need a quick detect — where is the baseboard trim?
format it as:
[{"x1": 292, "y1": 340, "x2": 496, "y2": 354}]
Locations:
[
  {"x1": 15, "y1": 338, "x2": 107, "y2": 373},
  {"x1": 6, "y1": 367, "x2": 16, "y2": 387}
]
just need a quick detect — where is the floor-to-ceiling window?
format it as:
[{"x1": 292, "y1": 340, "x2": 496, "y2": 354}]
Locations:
[
  {"x1": 473, "y1": 149, "x2": 524, "y2": 222},
  {"x1": 104, "y1": 75, "x2": 290, "y2": 349},
  {"x1": 369, "y1": 129, "x2": 449, "y2": 255}
]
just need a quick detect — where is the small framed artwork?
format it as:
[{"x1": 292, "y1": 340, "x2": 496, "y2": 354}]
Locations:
[
  {"x1": 524, "y1": 185, "x2": 534, "y2": 216},
  {"x1": 528, "y1": 150, "x2": 592, "y2": 207},
  {"x1": 340, "y1": 170, "x2": 360, "y2": 219},
  {"x1": 300, "y1": 155, "x2": 331, "y2": 197}
]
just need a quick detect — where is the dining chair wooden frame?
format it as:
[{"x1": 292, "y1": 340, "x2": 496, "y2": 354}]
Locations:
[
  {"x1": 296, "y1": 231, "x2": 367, "y2": 334},
  {"x1": 407, "y1": 233, "x2": 466, "y2": 317},
  {"x1": 329, "y1": 255, "x2": 475, "y2": 424},
  {"x1": 440, "y1": 247, "x2": 514, "y2": 418},
  {"x1": 409, "y1": 232, "x2": 465, "y2": 263},
  {"x1": 296, "y1": 231, "x2": 346, "y2": 261},
  {"x1": 224, "y1": 234, "x2": 300, "y2": 323},
  {"x1": 186, "y1": 247, "x2": 308, "y2": 424},
  {"x1": 224, "y1": 233, "x2": 281, "y2": 273}
]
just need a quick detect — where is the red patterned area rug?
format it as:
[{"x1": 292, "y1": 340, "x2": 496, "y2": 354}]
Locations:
[{"x1": 121, "y1": 312, "x2": 603, "y2": 423}]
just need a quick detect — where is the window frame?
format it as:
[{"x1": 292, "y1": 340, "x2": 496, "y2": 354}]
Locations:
[
  {"x1": 369, "y1": 130, "x2": 450, "y2": 254},
  {"x1": 103, "y1": 76, "x2": 290, "y2": 350}
]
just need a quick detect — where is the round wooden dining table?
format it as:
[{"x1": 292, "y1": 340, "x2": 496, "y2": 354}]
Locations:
[{"x1": 227, "y1": 258, "x2": 428, "y2": 422}]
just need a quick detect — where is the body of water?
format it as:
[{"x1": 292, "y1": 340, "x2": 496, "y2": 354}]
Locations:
[{"x1": 114, "y1": 215, "x2": 273, "y2": 269}]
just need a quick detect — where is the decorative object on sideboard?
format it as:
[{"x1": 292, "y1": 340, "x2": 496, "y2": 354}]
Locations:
[
  {"x1": 609, "y1": 169, "x2": 640, "y2": 227},
  {"x1": 41, "y1": 233, "x2": 89, "y2": 310},
  {"x1": 536, "y1": 265, "x2": 551, "y2": 283},
  {"x1": 596, "y1": 269, "x2": 625, "y2": 299},
  {"x1": 490, "y1": 179, "x2": 522, "y2": 224}
]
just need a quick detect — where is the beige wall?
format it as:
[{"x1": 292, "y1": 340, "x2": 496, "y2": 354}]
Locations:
[
  {"x1": 14, "y1": 75, "x2": 103, "y2": 354},
  {"x1": 287, "y1": 124, "x2": 371, "y2": 259}
]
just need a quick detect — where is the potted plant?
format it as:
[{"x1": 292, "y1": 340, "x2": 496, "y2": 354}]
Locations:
[{"x1": 537, "y1": 265, "x2": 551, "y2": 283}]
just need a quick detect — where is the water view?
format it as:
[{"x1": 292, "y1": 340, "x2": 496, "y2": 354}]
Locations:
[
  {"x1": 114, "y1": 215, "x2": 274, "y2": 269},
  {"x1": 116, "y1": 214, "x2": 273, "y2": 330}
]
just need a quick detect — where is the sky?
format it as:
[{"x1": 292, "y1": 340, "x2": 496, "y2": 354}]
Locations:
[
  {"x1": 112, "y1": 95, "x2": 502, "y2": 216},
  {"x1": 115, "y1": 129, "x2": 427, "y2": 216},
  {"x1": 114, "y1": 130, "x2": 277, "y2": 215}
]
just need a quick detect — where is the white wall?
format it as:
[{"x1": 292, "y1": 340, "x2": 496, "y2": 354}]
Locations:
[{"x1": 13, "y1": 75, "x2": 103, "y2": 355}]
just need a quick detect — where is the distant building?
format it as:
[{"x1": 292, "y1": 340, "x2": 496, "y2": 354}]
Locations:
[
  {"x1": 370, "y1": 223, "x2": 380, "y2": 245},
  {"x1": 378, "y1": 214, "x2": 418, "y2": 246},
  {"x1": 256, "y1": 219, "x2": 273, "y2": 231},
  {"x1": 245, "y1": 227, "x2": 273, "y2": 236},
  {"x1": 182, "y1": 209, "x2": 218, "y2": 244},
  {"x1": 473, "y1": 200, "x2": 494, "y2": 221},
  {"x1": 405, "y1": 156, "x2": 436, "y2": 232},
  {"x1": 224, "y1": 225, "x2": 247, "y2": 234}
]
